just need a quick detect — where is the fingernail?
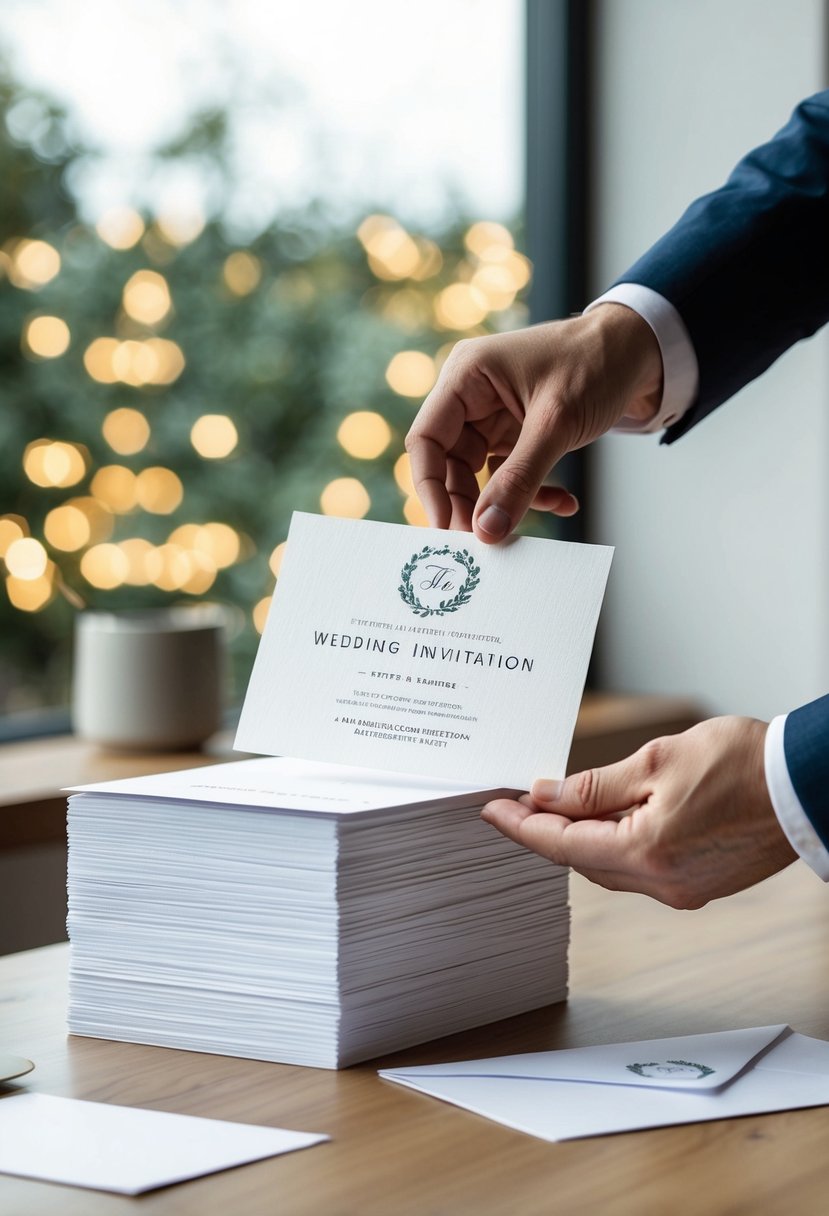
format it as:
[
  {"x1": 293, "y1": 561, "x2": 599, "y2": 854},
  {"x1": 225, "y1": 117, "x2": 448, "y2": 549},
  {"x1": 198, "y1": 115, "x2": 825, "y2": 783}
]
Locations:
[
  {"x1": 478, "y1": 504, "x2": 510, "y2": 540},
  {"x1": 532, "y1": 779, "x2": 563, "y2": 802}
]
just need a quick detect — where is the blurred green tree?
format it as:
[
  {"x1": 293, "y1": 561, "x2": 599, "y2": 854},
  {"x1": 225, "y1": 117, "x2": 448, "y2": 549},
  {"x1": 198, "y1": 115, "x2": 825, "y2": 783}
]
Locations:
[{"x1": 0, "y1": 73, "x2": 532, "y2": 715}]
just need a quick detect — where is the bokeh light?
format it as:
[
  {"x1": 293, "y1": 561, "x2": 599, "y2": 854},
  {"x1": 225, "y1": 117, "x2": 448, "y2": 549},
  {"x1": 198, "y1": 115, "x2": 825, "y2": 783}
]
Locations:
[
  {"x1": 0, "y1": 516, "x2": 28, "y2": 558},
  {"x1": 118, "y1": 538, "x2": 156, "y2": 586},
  {"x1": 144, "y1": 337, "x2": 186, "y2": 384},
  {"x1": 434, "y1": 283, "x2": 489, "y2": 329},
  {"x1": 6, "y1": 569, "x2": 54, "y2": 611},
  {"x1": 168, "y1": 521, "x2": 240, "y2": 569},
  {"x1": 112, "y1": 338, "x2": 160, "y2": 386},
  {"x1": 180, "y1": 551, "x2": 217, "y2": 595},
  {"x1": 268, "y1": 541, "x2": 287, "y2": 577},
  {"x1": 83, "y1": 337, "x2": 119, "y2": 383},
  {"x1": 23, "y1": 315, "x2": 70, "y2": 359},
  {"x1": 4, "y1": 537, "x2": 47, "y2": 580},
  {"x1": 44, "y1": 504, "x2": 91, "y2": 551},
  {"x1": 223, "y1": 251, "x2": 262, "y2": 296},
  {"x1": 24, "y1": 440, "x2": 86, "y2": 488},
  {"x1": 471, "y1": 263, "x2": 517, "y2": 311},
  {"x1": 155, "y1": 208, "x2": 205, "y2": 246},
  {"x1": 135, "y1": 467, "x2": 184, "y2": 514},
  {"x1": 80, "y1": 543, "x2": 129, "y2": 589},
  {"x1": 385, "y1": 351, "x2": 437, "y2": 397},
  {"x1": 253, "y1": 596, "x2": 272, "y2": 634},
  {"x1": 91, "y1": 465, "x2": 139, "y2": 513},
  {"x1": 8, "y1": 239, "x2": 60, "y2": 289},
  {"x1": 83, "y1": 337, "x2": 185, "y2": 385},
  {"x1": 190, "y1": 414, "x2": 239, "y2": 459},
  {"x1": 320, "y1": 477, "x2": 371, "y2": 518},
  {"x1": 146, "y1": 543, "x2": 190, "y2": 591},
  {"x1": 102, "y1": 407, "x2": 151, "y2": 455},
  {"x1": 464, "y1": 220, "x2": 514, "y2": 258},
  {"x1": 393, "y1": 453, "x2": 415, "y2": 496},
  {"x1": 337, "y1": 411, "x2": 391, "y2": 459},
  {"x1": 410, "y1": 238, "x2": 443, "y2": 281},
  {"x1": 198, "y1": 522, "x2": 240, "y2": 568},
  {"x1": 122, "y1": 269, "x2": 172, "y2": 326},
  {"x1": 403, "y1": 495, "x2": 429, "y2": 526},
  {"x1": 358, "y1": 215, "x2": 420, "y2": 280},
  {"x1": 67, "y1": 497, "x2": 114, "y2": 543},
  {"x1": 96, "y1": 207, "x2": 145, "y2": 250}
]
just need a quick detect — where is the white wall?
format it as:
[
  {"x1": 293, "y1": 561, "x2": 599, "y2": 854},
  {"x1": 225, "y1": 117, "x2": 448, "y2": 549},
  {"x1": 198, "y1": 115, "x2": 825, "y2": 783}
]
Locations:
[{"x1": 590, "y1": 0, "x2": 829, "y2": 720}]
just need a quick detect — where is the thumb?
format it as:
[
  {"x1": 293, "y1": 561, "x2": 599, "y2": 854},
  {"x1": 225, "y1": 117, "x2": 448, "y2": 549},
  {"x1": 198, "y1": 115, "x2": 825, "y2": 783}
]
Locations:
[
  {"x1": 472, "y1": 415, "x2": 567, "y2": 543},
  {"x1": 531, "y1": 749, "x2": 657, "y2": 821}
]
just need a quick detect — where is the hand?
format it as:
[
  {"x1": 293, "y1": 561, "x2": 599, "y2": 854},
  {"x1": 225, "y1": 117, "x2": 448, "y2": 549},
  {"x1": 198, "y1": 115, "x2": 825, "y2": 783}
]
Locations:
[
  {"x1": 480, "y1": 717, "x2": 797, "y2": 908},
  {"x1": 405, "y1": 304, "x2": 663, "y2": 541}
]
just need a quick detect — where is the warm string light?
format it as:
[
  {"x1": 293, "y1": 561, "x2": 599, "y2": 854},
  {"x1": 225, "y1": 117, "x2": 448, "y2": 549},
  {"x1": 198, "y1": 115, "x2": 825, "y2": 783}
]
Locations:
[
  {"x1": 337, "y1": 412, "x2": 391, "y2": 459},
  {"x1": 0, "y1": 516, "x2": 27, "y2": 557},
  {"x1": 5, "y1": 537, "x2": 48, "y2": 580},
  {"x1": 6, "y1": 569, "x2": 55, "y2": 611},
  {"x1": 23, "y1": 440, "x2": 87, "y2": 489},
  {"x1": 223, "y1": 251, "x2": 262, "y2": 296},
  {"x1": 320, "y1": 478, "x2": 371, "y2": 519},
  {"x1": 6, "y1": 238, "x2": 61, "y2": 289},
  {"x1": 96, "y1": 208, "x2": 145, "y2": 250},
  {"x1": 4, "y1": 210, "x2": 523, "y2": 626},
  {"x1": 23, "y1": 315, "x2": 70, "y2": 359},
  {"x1": 44, "y1": 504, "x2": 91, "y2": 551},
  {"x1": 385, "y1": 351, "x2": 437, "y2": 398},
  {"x1": 84, "y1": 337, "x2": 185, "y2": 386},
  {"x1": 252, "y1": 596, "x2": 271, "y2": 634},
  {"x1": 102, "y1": 408, "x2": 151, "y2": 455},
  {"x1": 190, "y1": 415, "x2": 238, "y2": 459},
  {"x1": 268, "y1": 542, "x2": 287, "y2": 577},
  {"x1": 155, "y1": 208, "x2": 206, "y2": 247},
  {"x1": 122, "y1": 270, "x2": 172, "y2": 326}
]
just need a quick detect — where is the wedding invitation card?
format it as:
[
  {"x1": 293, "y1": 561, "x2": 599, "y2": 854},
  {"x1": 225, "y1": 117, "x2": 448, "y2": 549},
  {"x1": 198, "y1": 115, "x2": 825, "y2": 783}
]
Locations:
[{"x1": 236, "y1": 514, "x2": 613, "y2": 788}]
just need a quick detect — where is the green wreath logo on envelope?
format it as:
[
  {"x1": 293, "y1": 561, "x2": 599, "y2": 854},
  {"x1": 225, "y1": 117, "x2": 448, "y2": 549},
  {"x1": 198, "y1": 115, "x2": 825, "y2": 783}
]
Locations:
[
  {"x1": 399, "y1": 546, "x2": 481, "y2": 618},
  {"x1": 626, "y1": 1059, "x2": 715, "y2": 1080}
]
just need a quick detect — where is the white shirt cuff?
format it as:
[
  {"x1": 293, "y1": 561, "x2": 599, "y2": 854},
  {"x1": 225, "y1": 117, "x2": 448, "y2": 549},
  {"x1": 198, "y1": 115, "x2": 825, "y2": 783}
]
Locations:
[
  {"x1": 585, "y1": 284, "x2": 699, "y2": 433},
  {"x1": 765, "y1": 713, "x2": 829, "y2": 881}
]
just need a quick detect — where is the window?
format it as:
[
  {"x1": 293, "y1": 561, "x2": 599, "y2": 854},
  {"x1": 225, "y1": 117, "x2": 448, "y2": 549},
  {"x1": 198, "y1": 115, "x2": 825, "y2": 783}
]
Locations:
[{"x1": 0, "y1": 1, "x2": 532, "y2": 726}]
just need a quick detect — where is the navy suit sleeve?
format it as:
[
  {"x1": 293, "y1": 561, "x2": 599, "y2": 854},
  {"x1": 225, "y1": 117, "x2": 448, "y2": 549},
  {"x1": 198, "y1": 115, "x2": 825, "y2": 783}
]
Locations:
[
  {"x1": 784, "y1": 696, "x2": 829, "y2": 851},
  {"x1": 613, "y1": 91, "x2": 829, "y2": 444}
]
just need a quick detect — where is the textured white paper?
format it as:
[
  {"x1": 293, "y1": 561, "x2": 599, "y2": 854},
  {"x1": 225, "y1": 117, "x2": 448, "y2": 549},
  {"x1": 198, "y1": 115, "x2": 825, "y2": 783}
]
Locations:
[
  {"x1": 0, "y1": 1092, "x2": 326, "y2": 1194},
  {"x1": 236, "y1": 514, "x2": 613, "y2": 788},
  {"x1": 68, "y1": 754, "x2": 504, "y2": 814},
  {"x1": 379, "y1": 1025, "x2": 829, "y2": 1141}
]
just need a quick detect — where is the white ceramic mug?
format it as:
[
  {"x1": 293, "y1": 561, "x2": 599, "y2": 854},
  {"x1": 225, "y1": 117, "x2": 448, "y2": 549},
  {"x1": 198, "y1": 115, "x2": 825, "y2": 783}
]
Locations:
[{"x1": 72, "y1": 605, "x2": 226, "y2": 749}]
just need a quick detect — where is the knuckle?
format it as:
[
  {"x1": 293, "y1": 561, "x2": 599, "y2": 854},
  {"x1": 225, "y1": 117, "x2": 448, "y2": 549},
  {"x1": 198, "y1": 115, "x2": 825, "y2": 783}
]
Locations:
[
  {"x1": 572, "y1": 767, "x2": 597, "y2": 810},
  {"x1": 638, "y1": 736, "x2": 668, "y2": 779},
  {"x1": 495, "y1": 462, "x2": 538, "y2": 502},
  {"x1": 446, "y1": 337, "x2": 484, "y2": 376}
]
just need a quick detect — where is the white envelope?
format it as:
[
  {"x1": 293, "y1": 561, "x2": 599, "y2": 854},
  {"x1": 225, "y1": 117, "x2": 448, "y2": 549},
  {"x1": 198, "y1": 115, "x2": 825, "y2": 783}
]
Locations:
[{"x1": 379, "y1": 1026, "x2": 829, "y2": 1141}]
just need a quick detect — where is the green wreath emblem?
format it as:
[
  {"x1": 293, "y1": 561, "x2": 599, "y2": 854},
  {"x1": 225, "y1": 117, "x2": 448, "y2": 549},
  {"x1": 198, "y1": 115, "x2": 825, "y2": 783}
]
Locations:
[
  {"x1": 398, "y1": 545, "x2": 481, "y2": 618},
  {"x1": 626, "y1": 1059, "x2": 715, "y2": 1079}
]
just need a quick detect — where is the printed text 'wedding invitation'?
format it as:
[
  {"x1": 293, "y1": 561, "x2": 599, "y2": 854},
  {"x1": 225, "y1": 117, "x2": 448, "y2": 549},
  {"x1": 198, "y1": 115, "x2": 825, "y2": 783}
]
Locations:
[{"x1": 235, "y1": 514, "x2": 613, "y2": 788}]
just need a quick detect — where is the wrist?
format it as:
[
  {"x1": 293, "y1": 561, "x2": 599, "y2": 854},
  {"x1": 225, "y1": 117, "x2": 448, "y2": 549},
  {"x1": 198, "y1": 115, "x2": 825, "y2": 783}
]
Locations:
[{"x1": 585, "y1": 303, "x2": 664, "y2": 420}]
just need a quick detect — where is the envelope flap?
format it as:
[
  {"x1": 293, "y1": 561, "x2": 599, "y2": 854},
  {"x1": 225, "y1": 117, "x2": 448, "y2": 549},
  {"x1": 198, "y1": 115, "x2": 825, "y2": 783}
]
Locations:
[{"x1": 382, "y1": 1025, "x2": 791, "y2": 1092}]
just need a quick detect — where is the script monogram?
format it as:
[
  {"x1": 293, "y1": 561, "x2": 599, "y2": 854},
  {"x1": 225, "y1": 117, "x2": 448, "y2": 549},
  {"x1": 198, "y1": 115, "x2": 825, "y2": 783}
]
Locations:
[{"x1": 420, "y1": 564, "x2": 455, "y2": 593}]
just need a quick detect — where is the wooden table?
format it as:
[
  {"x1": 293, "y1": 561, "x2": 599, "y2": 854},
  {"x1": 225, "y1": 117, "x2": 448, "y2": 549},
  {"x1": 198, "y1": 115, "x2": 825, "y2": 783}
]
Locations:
[{"x1": 2, "y1": 863, "x2": 829, "y2": 1215}]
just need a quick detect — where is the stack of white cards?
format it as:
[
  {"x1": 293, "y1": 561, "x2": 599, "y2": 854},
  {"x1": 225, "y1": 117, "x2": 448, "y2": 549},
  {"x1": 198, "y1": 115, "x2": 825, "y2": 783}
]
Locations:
[
  {"x1": 68, "y1": 514, "x2": 612, "y2": 1069},
  {"x1": 67, "y1": 757, "x2": 570, "y2": 1069}
]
